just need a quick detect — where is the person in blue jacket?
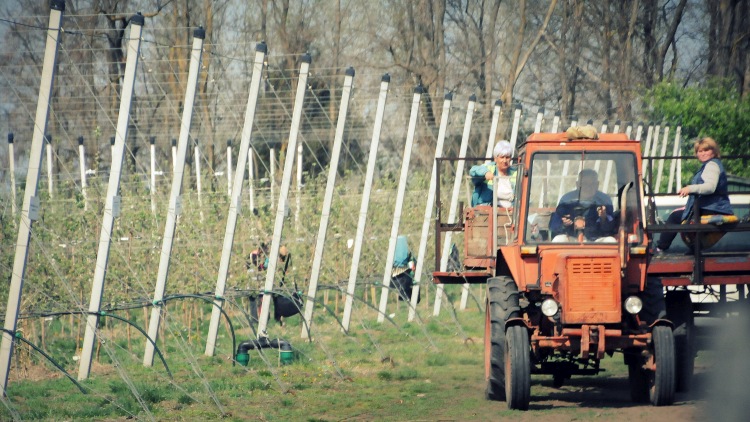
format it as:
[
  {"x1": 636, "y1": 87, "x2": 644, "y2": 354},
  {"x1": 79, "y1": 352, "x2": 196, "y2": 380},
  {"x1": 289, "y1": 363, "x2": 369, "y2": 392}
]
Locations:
[
  {"x1": 469, "y1": 140, "x2": 517, "y2": 207},
  {"x1": 550, "y1": 169, "x2": 617, "y2": 242},
  {"x1": 656, "y1": 137, "x2": 733, "y2": 252}
]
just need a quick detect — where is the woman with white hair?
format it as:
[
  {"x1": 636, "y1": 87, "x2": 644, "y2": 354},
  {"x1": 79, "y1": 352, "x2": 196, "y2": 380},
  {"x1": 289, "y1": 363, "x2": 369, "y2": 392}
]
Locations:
[{"x1": 469, "y1": 140, "x2": 517, "y2": 207}]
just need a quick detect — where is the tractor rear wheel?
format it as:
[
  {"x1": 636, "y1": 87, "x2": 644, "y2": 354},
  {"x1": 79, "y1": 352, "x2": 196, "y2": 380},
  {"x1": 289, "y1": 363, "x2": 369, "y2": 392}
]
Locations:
[
  {"x1": 649, "y1": 325, "x2": 676, "y2": 406},
  {"x1": 505, "y1": 325, "x2": 531, "y2": 410},
  {"x1": 484, "y1": 276, "x2": 520, "y2": 401},
  {"x1": 666, "y1": 290, "x2": 695, "y2": 392},
  {"x1": 484, "y1": 302, "x2": 505, "y2": 401}
]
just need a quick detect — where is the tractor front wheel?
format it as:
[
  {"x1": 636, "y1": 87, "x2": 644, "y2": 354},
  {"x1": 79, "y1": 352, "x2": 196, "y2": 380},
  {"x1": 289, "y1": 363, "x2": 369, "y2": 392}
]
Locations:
[
  {"x1": 505, "y1": 325, "x2": 531, "y2": 410},
  {"x1": 649, "y1": 325, "x2": 676, "y2": 406}
]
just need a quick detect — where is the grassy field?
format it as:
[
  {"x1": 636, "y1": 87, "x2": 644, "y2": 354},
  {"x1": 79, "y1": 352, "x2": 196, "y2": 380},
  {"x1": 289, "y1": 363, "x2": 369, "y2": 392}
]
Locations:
[
  {"x1": 1, "y1": 298, "x2": 734, "y2": 421},
  {"x1": 1, "y1": 176, "x2": 746, "y2": 421}
]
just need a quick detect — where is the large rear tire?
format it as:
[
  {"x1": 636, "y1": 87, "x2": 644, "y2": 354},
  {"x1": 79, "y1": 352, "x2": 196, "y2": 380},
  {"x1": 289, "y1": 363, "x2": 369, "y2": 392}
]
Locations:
[
  {"x1": 505, "y1": 325, "x2": 531, "y2": 410},
  {"x1": 484, "y1": 302, "x2": 505, "y2": 401},
  {"x1": 650, "y1": 325, "x2": 676, "y2": 406},
  {"x1": 666, "y1": 290, "x2": 695, "y2": 392},
  {"x1": 484, "y1": 276, "x2": 520, "y2": 401}
]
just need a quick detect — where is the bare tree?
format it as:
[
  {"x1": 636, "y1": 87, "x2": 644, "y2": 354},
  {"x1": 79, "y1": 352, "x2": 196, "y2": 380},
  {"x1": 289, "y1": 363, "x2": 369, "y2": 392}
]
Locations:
[
  {"x1": 706, "y1": 0, "x2": 750, "y2": 98},
  {"x1": 445, "y1": 0, "x2": 502, "y2": 109},
  {"x1": 383, "y1": 0, "x2": 447, "y2": 128},
  {"x1": 497, "y1": 0, "x2": 557, "y2": 108},
  {"x1": 640, "y1": 0, "x2": 688, "y2": 87}
]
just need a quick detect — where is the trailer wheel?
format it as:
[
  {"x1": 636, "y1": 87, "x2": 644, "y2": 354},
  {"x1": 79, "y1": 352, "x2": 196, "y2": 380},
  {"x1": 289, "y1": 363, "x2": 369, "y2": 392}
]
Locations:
[
  {"x1": 666, "y1": 290, "x2": 694, "y2": 392},
  {"x1": 649, "y1": 325, "x2": 676, "y2": 406},
  {"x1": 505, "y1": 325, "x2": 531, "y2": 410},
  {"x1": 552, "y1": 373, "x2": 565, "y2": 388},
  {"x1": 628, "y1": 360, "x2": 649, "y2": 403}
]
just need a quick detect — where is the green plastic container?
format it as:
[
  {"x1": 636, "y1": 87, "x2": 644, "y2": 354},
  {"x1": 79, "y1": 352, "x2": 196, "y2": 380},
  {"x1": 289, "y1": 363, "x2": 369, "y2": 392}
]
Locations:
[
  {"x1": 236, "y1": 352, "x2": 249, "y2": 366},
  {"x1": 279, "y1": 346, "x2": 294, "y2": 365}
]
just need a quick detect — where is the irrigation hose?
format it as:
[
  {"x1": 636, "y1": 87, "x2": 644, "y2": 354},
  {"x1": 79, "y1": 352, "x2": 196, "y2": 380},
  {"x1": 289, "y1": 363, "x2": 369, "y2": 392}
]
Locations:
[
  {"x1": 160, "y1": 294, "x2": 236, "y2": 366},
  {"x1": 1, "y1": 328, "x2": 86, "y2": 394}
]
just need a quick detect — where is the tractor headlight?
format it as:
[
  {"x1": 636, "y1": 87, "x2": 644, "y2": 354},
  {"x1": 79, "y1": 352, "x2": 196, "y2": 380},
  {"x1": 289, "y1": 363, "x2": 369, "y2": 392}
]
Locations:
[
  {"x1": 624, "y1": 296, "x2": 643, "y2": 315},
  {"x1": 541, "y1": 298, "x2": 559, "y2": 317}
]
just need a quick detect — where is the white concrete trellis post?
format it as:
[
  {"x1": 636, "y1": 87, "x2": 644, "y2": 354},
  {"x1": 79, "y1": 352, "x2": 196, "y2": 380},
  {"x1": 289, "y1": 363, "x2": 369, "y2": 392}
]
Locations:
[
  {"x1": 8, "y1": 133, "x2": 17, "y2": 216},
  {"x1": 634, "y1": 122, "x2": 644, "y2": 145},
  {"x1": 460, "y1": 97, "x2": 483, "y2": 311},
  {"x1": 295, "y1": 143, "x2": 302, "y2": 232},
  {"x1": 143, "y1": 27, "x2": 207, "y2": 366},
  {"x1": 248, "y1": 147, "x2": 256, "y2": 213},
  {"x1": 667, "y1": 126, "x2": 682, "y2": 193},
  {"x1": 458, "y1": 100, "x2": 504, "y2": 313},
  {"x1": 407, "y1": 92, "x2": 453, "y2": 322},
  {"x1": 557, "y1": 115, "x2": 577, "y2": 202},
  {"x1": 533, "y1": 107, "x2": 544, "y2": 133},
  {"x1": 461, "y1": 100, "x2": 504, "y2": 309},
  {"x1": 551, "y1": 110, "x2": 561, "y2": 132},
  {"x1": 45, "y1": 135, "x2": 53, "y2": 198},
  {"x1": 300, "y1": 67, "x2": 355, "y2": 338},
  {"x1": 434, "y1": 96, "x2": 477, "y2": 316},
  {"x1": 642, "y1": 123, "x2": 655, "y2": 175},
  {"x1": 194, "y1": 138, "x2": 203, "y2": 206},
  {"x1": 78, "y1": 13, "x2": 144, "y2": 381},
  {"x1": 203, "y1": 42, "x2": 267, "y2": 356},
  {"x1": 0, "y1": 0, "x2": 64, "y2": 395},
  {"x1": 377, "y1": 85, "x2": 424, "y2": 323},
  {"x1": 227, "y1": 139, "x2": 233, "y2": 196},
  {"x1": 508, "y1": 103, "x2": 522, "y2": 152},
  {"x1": 647, "y1": 123, "x2": 662, "y2": 181},
  {"x1": 592, "y1": 120, "x2": 607, "y2": 175},
  {"x1": 257, "y1": 53, "x2": 312, "y2": 337},
  {"x1": 78, "y1": 136, "x2": 87, "y2": 211},
  {"x1": 270, "y1": 147, "x2": 276, "y2": 203},
  {"x1": 171, "y1": 138, "x2": 177, "y2": 173},
  {"x1": 149, "y1": 136, "x2": 156, "y2": 213},
  {"x1": 676, "y1": 128, "x2": 683, "y2": 191},
  {"x1": 626, "y1": 121, "x2": 635, "y2": 139},
  {"x1": 484, "y1": 100, "x2": 503, "y2": 160},
  {"x1": 484, "y1": 100, "x2": 503, "y2": 159},
  {"x1": 532, "y1": 107, "x2": 548, "y2": 210},
  {"x1": 341, "y1": 74, "x2": 391, "y2": 333},
  {"x1": 655, "y1": 125, "x2": 671, "y2": 193},
  {"x1": 603, "y1": 121, "x2": 618, "y2": 193}
]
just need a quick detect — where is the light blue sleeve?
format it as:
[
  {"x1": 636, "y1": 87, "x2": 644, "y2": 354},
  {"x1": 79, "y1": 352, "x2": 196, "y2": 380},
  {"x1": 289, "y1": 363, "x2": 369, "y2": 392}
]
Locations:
[{"x1": 469, "y1": 164, "x2": 489, "y2": 186}]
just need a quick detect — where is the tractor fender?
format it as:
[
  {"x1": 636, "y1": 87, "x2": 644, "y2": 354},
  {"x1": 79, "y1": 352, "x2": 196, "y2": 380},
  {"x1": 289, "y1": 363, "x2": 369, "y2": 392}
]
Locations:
[
  {"x1": 496, "y1": 246, "x2": 523, "y2": 282},
  {"x1": 649, "y1": 318, "x2": 674, "y2": 330},
  {"x1": 504, "y1": 316, "x2": 531, "y2": 331}
]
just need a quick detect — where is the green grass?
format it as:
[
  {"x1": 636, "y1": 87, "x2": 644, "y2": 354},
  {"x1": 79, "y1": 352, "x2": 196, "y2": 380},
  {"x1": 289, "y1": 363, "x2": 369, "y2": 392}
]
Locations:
[{"x1": 0, "y1": 306, "x2": 714, "y2": 421}]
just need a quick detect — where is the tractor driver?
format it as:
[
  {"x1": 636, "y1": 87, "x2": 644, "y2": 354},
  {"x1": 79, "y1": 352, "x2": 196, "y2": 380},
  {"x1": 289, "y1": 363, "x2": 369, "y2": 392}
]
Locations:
[{"x1": 550, "y1": 169, "x2": 617, "y2": 242}]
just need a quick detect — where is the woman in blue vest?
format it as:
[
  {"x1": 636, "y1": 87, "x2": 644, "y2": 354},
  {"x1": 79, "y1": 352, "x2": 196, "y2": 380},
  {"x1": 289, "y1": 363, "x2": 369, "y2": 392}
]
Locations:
[
  {"x1": 469, "y1": 140, "x2": 517, "y2": 207},
  {"x1": 656, "y1": 137, "x2": 734, "y2": 252}
]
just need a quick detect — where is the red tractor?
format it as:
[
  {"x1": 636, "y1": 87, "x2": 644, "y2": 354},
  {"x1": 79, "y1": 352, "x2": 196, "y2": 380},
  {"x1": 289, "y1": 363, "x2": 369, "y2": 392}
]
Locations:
[{"x1": 432, "y1": 131, "x2": 750, "y2": 410}]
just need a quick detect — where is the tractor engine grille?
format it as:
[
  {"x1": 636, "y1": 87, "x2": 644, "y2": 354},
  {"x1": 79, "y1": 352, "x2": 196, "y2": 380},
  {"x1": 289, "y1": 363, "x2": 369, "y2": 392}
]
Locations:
[{"x1": 560, "y1": 255, "x2": 621, "y2": 324}]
